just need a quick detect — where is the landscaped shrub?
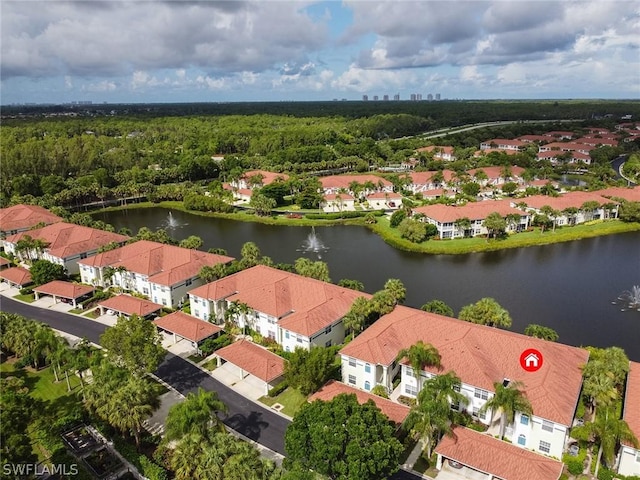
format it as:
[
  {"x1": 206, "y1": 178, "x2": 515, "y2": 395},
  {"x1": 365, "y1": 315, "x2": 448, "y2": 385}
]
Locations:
[
  {"x1": 305, "y1": 210, "x2": 384, "y2": 220},
  {"x1": 19, "y1": 286, "x2": 35, "y2": 295},
  {"x1": 565, "y1": 458, "x2": 583, "y2": 475},
  {"x1": 597, "y1": 467, "x2": 615, "y2": 480},
  {"x1": 199, "y1": 333, "x2": 232, "y2": 356},
  {"x1": 268, "y1": 380, "x2": 289, "y2": 398}
]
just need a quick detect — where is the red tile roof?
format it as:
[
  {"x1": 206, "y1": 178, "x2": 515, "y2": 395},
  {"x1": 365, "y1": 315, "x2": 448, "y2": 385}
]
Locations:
[
  {"x1": 99, "y1": 294, "x2": 163, "y2": 317},
  {"x1": 0, "y1": 266, "x2": 32, "y2": 286},
  {"x1": 215, "y1": 339, "x2": 285, "y2": 382},
  {"x1": 522, "y1": 191, "x2": 614, "y2": 211},
  {"x1": 0, "y1": 257, "x2": 11, "y2": 267},
  {"x1": 0, "y1": 204, "x2": 63, "y2": 233},
  {"x1": 623, "y1": 361, "x2": 640, "y2": 447},
  {"x1": 409, "y1": 170, "x2": 457, "y2": 185},
  {"x1": 413, "y1": 200, "x2": 526, "y2": 223},
  {"x1": 5, "y1": 222, "x2": 128, "y2": 259},
  {"x1": 598, "y1": 186, "x2": 640, "y2": 203},
  {"x1": 366, "y1": 191, "x2": 403, "y2": 200},
  {"x1": 153, "y1": 311, "x2": 222, "y2": 343},
  {"x1": 435, "y1": 427, "x2": 563, "y2": 480},
  {"x1": 323, "y1": 193, "x2": 355, "y2": 201},
  {"x1": 309, "y1": 380, "x2": 410, "y2": 425},
  {"x1": 340, "y1": 306, "x2": 588, "y2": 426},
  {"x1": 467, "y1": 166, "x2": 525, "y2": 180},
  {"x1": 481, "y1": 139, "x2": 526, "y2": 148},
  {"x1": 190, "y1": 265, "x2": 370, "y2": 337},
  {"x1": 34, "y1": 280, "x2": 94, "y2": 299},
  {"x1": 80, "y1": 240, "x2": 234, "y2": 286},
  {"x1": 320, "y1": 174, "x2": 392, "y2": 190},
  {"x1": 242, "y1": 170, "x2": 289, "y2": 185}
]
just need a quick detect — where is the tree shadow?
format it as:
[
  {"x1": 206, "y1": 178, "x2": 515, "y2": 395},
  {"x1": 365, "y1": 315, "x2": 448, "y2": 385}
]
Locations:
[{"x1": 224, "y1": 411, "x2": 269, "y2": 442}]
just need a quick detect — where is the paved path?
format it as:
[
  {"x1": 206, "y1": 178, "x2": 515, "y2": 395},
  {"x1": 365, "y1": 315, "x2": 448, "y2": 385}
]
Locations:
[{"x1": 0, "y1": 294, "x2": 423, "y2": 479}]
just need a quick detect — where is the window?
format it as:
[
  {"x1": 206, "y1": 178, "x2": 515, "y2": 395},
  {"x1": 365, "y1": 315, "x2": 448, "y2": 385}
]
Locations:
[
  {"x1": 405, "y1": 367, "x2": 414, "y2": 377},
  {"x1": 472, "y1": 407, "x2": 486, "y2": 420},
  {"x1": 349, "y1": 357, "x2": 356, "y2": 367},
  {"x1": 405, "y1": 384, "x2": 418, "y2": 396},
  {"x1": 364, "y1": 381, "x2": 370, "y2": 391},
  {"x1": 296, "y1": 337, "x2": 303, "y2": 343},
  {"x1": 520, "y1": 415, "x2": 529, "y2": 426},
  {"x1": 542, "y1": 420, "x2": 554, "y2": 433},
  {"x1": 450, "y1": 400, "x2": 460, "y2": 411},
  {"x1": 285, "y1": 332, "x2": 290, "y2": 339},
  {"x1": 325, "y1": 325, "x2": 332, "y2": 334},
  {"x1": 80, "y1": 252, "x2": 87, "y2": 259},
  {"x1": 453, "y1": 384, "x2": 461, "y2": 392},
  {"x1": 185, "y1": 278, "x2": 192, "y2": 287},
  {"x1": 539, "y1": 441, "x2": 551, "y2": 454},
  {"x1": 325, "y1": 340, "x2": 332, "y2": 347},
  {"x1": 365, "y1": 363, "x2": 371, "y2": 373},
  {"x1": 474, "y1": 388, "x2": 489, "y2": 400},
  {"x1": 518, "y1": 435, "x2": 526, "y2": 446},
  {"x1": 194, "y1": 310, "x2": 199, "y2": 317},
  {"x1": 268, "y1": 331, "x2": 275, "y2": 340},
  {"x1": 636, "y1": 451, "x2": 640, "y2": 463},
  {"x1": 348, "y1": 375, "x2": 356, "y2": 385},
  {"x1": 143, "y1": 287, "x2": 149, "y2": 295}
]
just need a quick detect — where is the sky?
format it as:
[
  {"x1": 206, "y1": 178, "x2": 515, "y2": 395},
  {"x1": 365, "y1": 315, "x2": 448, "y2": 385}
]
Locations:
[{"x1": 2, "y1": 0, "x2": 639, "y2": 104}]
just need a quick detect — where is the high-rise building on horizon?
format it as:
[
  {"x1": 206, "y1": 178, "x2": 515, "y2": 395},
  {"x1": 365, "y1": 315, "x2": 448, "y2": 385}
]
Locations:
[
  {"x1": 362, "y1": 95, "x2": 368, "y2": 101},
  {"x1": 435, "y1": 93, "x2": 441, "y2": 100}
]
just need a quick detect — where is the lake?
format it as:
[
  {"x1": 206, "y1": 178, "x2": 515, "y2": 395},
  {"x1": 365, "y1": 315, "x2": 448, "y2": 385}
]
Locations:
[{"x1": 97, "y1": 207, "x2": 640, "y2": 361}]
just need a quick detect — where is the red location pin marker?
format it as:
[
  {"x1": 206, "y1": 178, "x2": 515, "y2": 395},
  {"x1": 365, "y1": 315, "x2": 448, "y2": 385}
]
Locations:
[{"x1": 520, "y1": 349, "x2": 543, "y2": 372}]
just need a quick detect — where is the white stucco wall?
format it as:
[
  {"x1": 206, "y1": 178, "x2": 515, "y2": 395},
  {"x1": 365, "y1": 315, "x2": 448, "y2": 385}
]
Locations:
[{"x1": 618, "y1": 446, "x2": 640, "y2": 476}]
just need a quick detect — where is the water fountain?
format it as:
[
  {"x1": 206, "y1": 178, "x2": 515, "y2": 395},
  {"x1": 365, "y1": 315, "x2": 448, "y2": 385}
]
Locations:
[
  {"x1": 298, "y1": 227, "x2": 328, "y2": 258},
  {"x1": 613, "y1": 285, "x2": 640, "y2": 311},
  {"x1": 165, "y1": 212, "x2": 181, "y2": 229}
]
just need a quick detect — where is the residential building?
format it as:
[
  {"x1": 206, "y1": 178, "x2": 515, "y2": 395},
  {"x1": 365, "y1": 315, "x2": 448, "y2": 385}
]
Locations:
[
  {"x1": 319, "y1": 175, "x2": 393, "y2": 196},
  {"x1": 407, "y1": 170, "x2": 457, "y2": 194},
  {"x1": 598, "y1": 186, "x2": 640, "y2": 203},
  {"x1": 3, "y1": 222, "x2": 129, "y2": 275},
  {"x1": 435, "y1": 426, "x2": 563, "y2": 480},
  {"x1": 365, "y1": 191, "x2": 402, "y2": 210},
  {"x1": 231, "y1": 170, "x2": 289, "y2": 190},
  {"x1": 321, "y1": 193, "x2": 355, "y2": 213},
  {"x1": 479, "y1": 139, "x2": 526, "y2": 151},
  {"x1": 33, "y1": 281, "x2": 94, "y2": 308},
  {"x1": 188, "y1": 265, "x2": 370, "y2": 351},
  {"x1": 98, "y1": 294, "x2": 163, "y2": 319},
  {"x1": 413, "y1": 200, "x2": 530, "y2": 239},
  {"x1": 416, "y1": 146, "x2": 457, "y2": 162},
  {"x1": 78, "y1": 240, "x2": 234, "y2": 308},
  {"x1": 467, "y1": 166, "x2": 526, "y2": 187},
  {"x1": 0, "y1": 204, "x2": 62, "y2": 237},
  {"x1": 520, "y1": 191, "x2": 618, "y2": 226},
  {"x1": 618, "y1": 361, "x2": 640, "y2": 477},
  {"x1": 0, "y1": 266, "x2": 32, "y2": 289},
  {"x1": 339, "y1": 306, "x2": 589, "y2": 458},
  {"x1": 154, "y1": 311, "x2": 223, "y2": 352}
]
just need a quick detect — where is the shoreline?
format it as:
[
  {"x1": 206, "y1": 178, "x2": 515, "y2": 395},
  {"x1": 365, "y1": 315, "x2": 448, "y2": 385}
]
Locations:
[{"x1": 96, "y1": 201, "x2": 640, "y2": 255}]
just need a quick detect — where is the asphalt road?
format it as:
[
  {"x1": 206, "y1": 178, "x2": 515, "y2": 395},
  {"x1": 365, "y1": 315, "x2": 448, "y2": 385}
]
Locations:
[{"x1": 0, "y1": 295, "x2": 421, "y2": 479}]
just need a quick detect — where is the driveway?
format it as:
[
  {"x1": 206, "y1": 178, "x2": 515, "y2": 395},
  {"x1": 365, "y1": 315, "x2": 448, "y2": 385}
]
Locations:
[{"x1": 211, "y1": 361, "x2": 266, "y2": 400}]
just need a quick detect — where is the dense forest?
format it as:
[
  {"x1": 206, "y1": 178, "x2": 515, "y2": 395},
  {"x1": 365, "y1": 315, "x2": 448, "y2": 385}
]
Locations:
[{"x1": 2, "y1": 100, "x2": 639, "y2": 208}]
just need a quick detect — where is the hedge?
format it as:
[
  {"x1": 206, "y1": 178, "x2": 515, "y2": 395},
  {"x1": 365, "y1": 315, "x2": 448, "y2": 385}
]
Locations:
[
  {"x1": 268, "y1": 380, "x2": 289, "y2": 397},
  {"x1": 305, "y1": 210, "x2": 385, "y2": 220}
]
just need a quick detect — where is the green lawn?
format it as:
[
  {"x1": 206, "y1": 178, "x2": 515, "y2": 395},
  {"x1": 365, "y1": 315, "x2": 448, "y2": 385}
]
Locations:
[
  {"x1": 259, "y1": 387, "x2": 308, "y2": 417},
  {"x1": 1, "y1": 359, "x2": 82, "y2": 402},
  {"x1": 13, "y1": 293, "x2": 36, "y2": 302}
]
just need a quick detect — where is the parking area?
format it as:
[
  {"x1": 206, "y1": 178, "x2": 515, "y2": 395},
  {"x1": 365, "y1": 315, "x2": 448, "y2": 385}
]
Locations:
[{"x1": 210, "y1": 361, "x2": 266, "y2": 400}]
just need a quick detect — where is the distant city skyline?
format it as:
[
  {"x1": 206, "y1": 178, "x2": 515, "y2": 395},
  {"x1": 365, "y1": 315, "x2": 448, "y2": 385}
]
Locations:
[{"x1": 2, "y1": 1, "x2": 639, "y2": 105}]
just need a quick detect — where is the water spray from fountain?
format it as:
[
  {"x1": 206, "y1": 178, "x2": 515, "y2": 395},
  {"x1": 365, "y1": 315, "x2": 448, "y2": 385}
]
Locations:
[
  {"x1": 165, "y1": 211, "x2": 186, "y2": 229},
  {"x1": 612, "y1": 285, "x2": 640, "y2": 311},
  {"x1": 298, "y1": 226, "x2": 328, "y2": 258}
]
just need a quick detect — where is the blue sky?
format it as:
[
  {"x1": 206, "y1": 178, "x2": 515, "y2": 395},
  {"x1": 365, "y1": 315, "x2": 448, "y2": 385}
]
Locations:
[{"x1": 2, "y1": 0, "x2": 639, "y2": 104}]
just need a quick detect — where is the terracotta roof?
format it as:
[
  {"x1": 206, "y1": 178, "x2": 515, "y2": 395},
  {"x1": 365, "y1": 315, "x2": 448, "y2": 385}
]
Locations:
[
  {"x1": 0, "y1": 257, "x2": 11, "y2": 267},
  {"x1": 80, "y1": 240, "x2": 234, "y2": 286},
  {"x1": 522, "y1": 191, "x2": 613, "y2": 211},
  {"x1": 517, "y1": 135, "x2": 552, "y2": 143},
  {"x1": 541, "y1": 142, "x2": 596, "y2": 152},
  {"x1": 242, "y1": 170, "x2": 289, "y2": 184},
  {"x1": 5, "y1": 222, "x2": 128, "y2": 260},
  {"x1": 475, "y1": 148, "x2": 521, "y2": 156},
  {"x1": 0, "y1": 266, "x2": 32, "y2": 286},
  {"x1": 0, "y1": 204, "x2": 63, "y2": 233},
  {"x1": 409, "y1": 170, "x2": 457, "y2": 185},
  {"x1": 481, "y1": 139, "x2": 526, "y2": 148},
  {"x1": 215, "y1": 339, "x2": 285, "y2": 382},
  {"x1": 544, "y1": 131, "x2": 574, "y2": 137},
  {"x1": 309, "y1": 380, "x2": 409, "y2": 425},
  {"x1": 340, "y1": 306, "x2": 588, "y2": 426},
  {"x1": 366, "y1": 191, "x2": 403, "y2": 200},
  {"x1": 416, "y1": 146, "x2": 455, "y2": 156},
  {"x1": 320, "y1": 174, "x2": 393, "y2": 190},
  {"x1": 189, "y1": 265, "x2": 370, "y2": 337},
  {"x1": 99, "y1": 294, "x2": 163, "y2": 317},
  {"x1": 323, "y1": 193, "x2": 355, "y2": 201},
  {"x1": 467, "y1": 166, "x2": 525, "y2": 180},
  {"x1": 435, "y1": 427, "x2": 563, "y2": 480},
  {"x1": 623, "y1": 361, "x2": 640, "y2": 447},
  {"x1": 598, "y1": 186, "x2": 640, "y2": 203},
  {"x1": 34, "y1": 280, "x2": 94, "y2": 299},
  {"x1": 153, "y1": 311, "x2": 222, "y2": 343},
  {"x1": 413, "y1": 200, "x2": 526, "y2": 224}
]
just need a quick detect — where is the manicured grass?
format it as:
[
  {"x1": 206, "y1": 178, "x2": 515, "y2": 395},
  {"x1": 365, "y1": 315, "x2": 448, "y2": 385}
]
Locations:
[
  {"x1": 1, "y1": 359, "x2": 82, "y2": 401},
  {"x1": 413, "y1": 452, "x2": 438, "y2": 478},
  {"x1": 13, "y1": 293, "x2": 36, "y2": 302},
  {"x1": 369, "y1": 217, "x2": 640, "y2": 254},
  {"x1": 259, "y1": 387, "x2": 307, "y2": 417},
  {"x1": 201, "y1": 359, "x2": 218, "y2": 371}
]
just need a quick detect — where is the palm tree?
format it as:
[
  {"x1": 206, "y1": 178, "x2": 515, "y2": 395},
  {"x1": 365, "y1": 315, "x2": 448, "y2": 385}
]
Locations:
[
  {"x1": 396, "y1": 341, "x2": 442, "y2": 393},
  {"x1": 343, "y1": 296, "x2": 372, "y2": 337},
  {"x1": 479, "y1": 380, "x2": 533, "y2": 440},
  {"x1": 572, "y1": 408, "x2": 639, "y2": 478},
  {"x1": 170, "y1": 433, "x2": 207, "y2": 480},
  {"x1": 405, "y1": 371, "x2": 469, "y2": 457},
  {"x1": 383, "y1": 278, "x2": 406, "y2": 305},
  {"x1": 224, "y1": 300, "x2": 251, "y2": 335},
  {"x1": 165, "y1": 387, "x2": 228, "y2": 441}
]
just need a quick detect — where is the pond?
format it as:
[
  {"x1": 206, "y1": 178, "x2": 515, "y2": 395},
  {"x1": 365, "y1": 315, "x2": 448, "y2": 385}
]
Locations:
[{"x1": 97, "y1": 207, "x2": 640, "y2": 361}]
